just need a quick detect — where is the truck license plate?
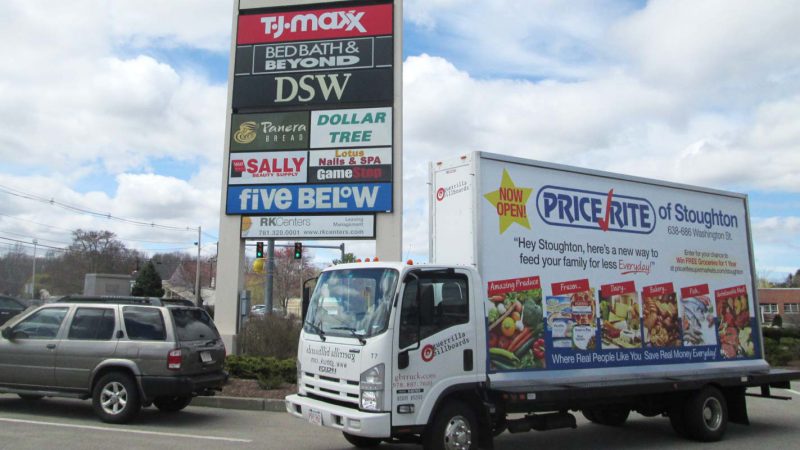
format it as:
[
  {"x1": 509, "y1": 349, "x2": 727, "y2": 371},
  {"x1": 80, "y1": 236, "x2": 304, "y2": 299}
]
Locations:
[
  {"x1": 308, "y1": 409, "x2": 322, "y2": 426},
  {"x1": 200, "y1": 351, "x2": 213, "y2": 363}
]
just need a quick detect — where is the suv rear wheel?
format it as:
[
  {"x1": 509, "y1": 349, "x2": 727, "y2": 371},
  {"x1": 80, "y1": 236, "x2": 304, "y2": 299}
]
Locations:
[
  {"x1": 154, "y1": 395, "x2": 192, "y2": 412},
  {"x1": 92, "y1": 372, "x2": 141, "y2": 423}
]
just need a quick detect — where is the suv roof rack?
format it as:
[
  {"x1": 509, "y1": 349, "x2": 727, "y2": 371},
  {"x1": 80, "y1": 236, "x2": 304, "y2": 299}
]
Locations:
[{"x1": 56, "y1": 295, "x2": 163, "y2": 306}]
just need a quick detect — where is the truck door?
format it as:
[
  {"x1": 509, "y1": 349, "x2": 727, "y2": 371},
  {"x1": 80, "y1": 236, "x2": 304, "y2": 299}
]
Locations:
[{"x1": 392, "y1": 269, "x2": 479, "y2": 427}]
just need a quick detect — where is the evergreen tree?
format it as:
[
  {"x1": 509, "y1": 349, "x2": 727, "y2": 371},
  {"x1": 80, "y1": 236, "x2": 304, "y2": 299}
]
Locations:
[{"x1": 131, "y1": 261, "x2": 165, "y2": 297}]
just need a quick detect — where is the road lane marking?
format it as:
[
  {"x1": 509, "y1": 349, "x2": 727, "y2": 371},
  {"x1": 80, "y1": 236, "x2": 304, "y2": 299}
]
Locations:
[{"x1": 0, "y1": 417, "x2": 252, "y2": 443}]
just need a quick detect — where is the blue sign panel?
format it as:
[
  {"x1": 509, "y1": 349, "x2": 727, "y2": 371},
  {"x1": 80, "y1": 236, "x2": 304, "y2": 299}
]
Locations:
[{"x1": 227, "y1": 183, "x2": 392, "y2": 214}]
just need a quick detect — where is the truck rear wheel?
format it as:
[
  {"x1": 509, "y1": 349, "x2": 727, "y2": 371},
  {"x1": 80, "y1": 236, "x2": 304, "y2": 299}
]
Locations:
[
  {"x1": 683, "y1": 386, "x2": 727, "y2": 442},
  {"x1": 425, "y1": 400, "x2": 478, "y2": 450},
  {"x1": 342, "y1": 432, "x2": 381, "y2": 448}
]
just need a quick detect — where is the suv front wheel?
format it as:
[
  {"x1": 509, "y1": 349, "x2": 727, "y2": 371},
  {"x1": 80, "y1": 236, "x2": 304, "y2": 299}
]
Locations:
[{"x1": 92, "y1": 372, "x2": 141, "y2": 423}]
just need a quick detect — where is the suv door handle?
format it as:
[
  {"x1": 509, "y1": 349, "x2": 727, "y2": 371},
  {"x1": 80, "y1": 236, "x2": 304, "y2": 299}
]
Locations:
[{"x1": 46, "y1": 344, "x2": 56, "y2": 349}]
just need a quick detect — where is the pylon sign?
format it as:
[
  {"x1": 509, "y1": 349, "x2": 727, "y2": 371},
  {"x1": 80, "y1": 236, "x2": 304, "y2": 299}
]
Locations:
[{"x1": 226, "y1": 1, "x2": 396, "y2": 231}]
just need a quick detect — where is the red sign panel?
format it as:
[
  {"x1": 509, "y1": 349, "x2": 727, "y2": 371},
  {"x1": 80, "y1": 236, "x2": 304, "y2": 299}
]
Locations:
[
  {"x1": 600, "y1": 281, "x2": 636, "y2": 298},
  {"x1": 680, "y1": 284, "x2": 710, "y2": 299},
  {"x1": 551, "y1": 279, "x2": 590, "y2": 296},
  {"x1": 487, "y1": 276, "x2": 541, "y2": 296},
  {"x1": 238, "y1": 3, "x2": 393, "y2": 45}
]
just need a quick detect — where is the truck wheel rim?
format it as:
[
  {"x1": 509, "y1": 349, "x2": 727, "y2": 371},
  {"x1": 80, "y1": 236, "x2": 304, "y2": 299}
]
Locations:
[
  {"x1": 444, "y1": 415, "x2": 472, "y2": 450},
  {"x1": 100, "y1": 381, "x2": 128, "y2": 415},
  {"x1": 702, "y1": 397, "x2": 722, "y2": 431}
]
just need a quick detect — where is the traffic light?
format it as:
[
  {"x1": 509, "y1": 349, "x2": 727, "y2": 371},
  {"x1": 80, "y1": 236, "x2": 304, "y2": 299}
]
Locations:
[
  {"x1": 293, "y1": 242, "x2": 302, "y2": 259},
  {"x1": 256, "y1": 241, "x2": 264, "y2": 258}
]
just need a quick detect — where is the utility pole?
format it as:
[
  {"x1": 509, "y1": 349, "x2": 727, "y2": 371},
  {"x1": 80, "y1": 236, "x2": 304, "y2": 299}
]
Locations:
[
  {"x1": 265, "y1": 239, "x2": 275, "y2": 314},
  {"x1": 195, "y1": 226, "x2": 202, "y2": 306},
  {"x1": 31, "y1": 239, "x2": 37, "y2": 299}
]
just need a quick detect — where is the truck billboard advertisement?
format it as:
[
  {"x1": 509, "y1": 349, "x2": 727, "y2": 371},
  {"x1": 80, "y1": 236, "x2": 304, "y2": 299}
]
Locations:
[{"x1": 435, "y1": 154, "x2": 760, "y2": 374}]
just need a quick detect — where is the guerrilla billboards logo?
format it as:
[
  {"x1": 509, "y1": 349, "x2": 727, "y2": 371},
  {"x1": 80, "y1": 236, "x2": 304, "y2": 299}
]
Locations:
[
  {"x1": 436, "y1": 180, "x2": 469, "y2": 202},
  {"x1": 234, "y1": 122, "x2": 257, "y2": 144},
  {"x1": 536, "y1": 185, "x2": 657, "y2": 234},
  {"x1": 305, "y1": 344, "x2": 357, "y2": 375},
  {"x1": 421, "y1": 332, "x2": 470, "y2": 362},
  {"x1": 260, "y1": 10, "x2": 367, "y2": 40},
  {"x1": 483, "y1": 169, "x2": 533, "y2": 233}
]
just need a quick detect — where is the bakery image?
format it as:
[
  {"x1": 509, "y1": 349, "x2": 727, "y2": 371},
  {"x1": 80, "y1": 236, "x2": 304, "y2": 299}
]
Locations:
[{"x1": 643, "y1": 292, "x2": 681, "y2": 347}]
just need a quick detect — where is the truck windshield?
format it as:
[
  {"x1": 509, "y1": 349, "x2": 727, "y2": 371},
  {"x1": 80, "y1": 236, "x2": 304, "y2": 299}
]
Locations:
[{"x1": 305, "y1": 268, "x2": 399, "y2": 340}]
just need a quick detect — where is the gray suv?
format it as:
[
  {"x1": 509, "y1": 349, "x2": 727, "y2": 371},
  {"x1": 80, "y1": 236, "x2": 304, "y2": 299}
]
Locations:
[{"x1": 0, "y1": 301, "x2": 227, "y2": 423}]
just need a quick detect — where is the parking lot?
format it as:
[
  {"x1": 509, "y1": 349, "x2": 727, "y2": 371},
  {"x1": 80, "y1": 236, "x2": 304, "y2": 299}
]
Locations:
[{"x1": 0, "y1": 384, "x2": 798, "y2": 450}]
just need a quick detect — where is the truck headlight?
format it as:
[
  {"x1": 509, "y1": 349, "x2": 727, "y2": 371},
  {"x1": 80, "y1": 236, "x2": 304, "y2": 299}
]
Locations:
[{"x1": 359, "y1": 363, "x2": 384, "y2": 411}]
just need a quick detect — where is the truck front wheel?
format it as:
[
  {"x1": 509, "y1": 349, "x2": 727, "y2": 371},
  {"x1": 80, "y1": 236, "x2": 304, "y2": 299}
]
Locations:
[
  {"x1": 342, "y1": 432, "x2": 381, "y2": 448},
  {"x1": 424, "y1": 400, "x2": 478, "y2": 450}
]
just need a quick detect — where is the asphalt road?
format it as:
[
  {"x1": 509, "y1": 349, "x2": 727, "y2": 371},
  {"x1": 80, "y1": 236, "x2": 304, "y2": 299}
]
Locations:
[{"x1": 0, "y1": 384, "x2": 798, "y2": 450}]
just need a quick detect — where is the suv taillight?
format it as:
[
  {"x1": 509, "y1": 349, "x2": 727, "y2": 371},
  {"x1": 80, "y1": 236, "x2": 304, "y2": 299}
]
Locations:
[{"x1": 167, "y1": 349, "x2": 182, "y2": 370}]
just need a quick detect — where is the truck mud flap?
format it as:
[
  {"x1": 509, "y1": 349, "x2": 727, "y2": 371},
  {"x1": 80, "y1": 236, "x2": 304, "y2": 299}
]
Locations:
[{"x1": 723, "y1": 387, "x2": 749, "y2": 425}]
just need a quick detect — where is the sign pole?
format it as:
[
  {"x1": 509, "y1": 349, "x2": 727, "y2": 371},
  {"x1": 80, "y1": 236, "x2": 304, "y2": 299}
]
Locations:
[{"x1": 265, "y1": 239, "x2": 275, "y2": 314}]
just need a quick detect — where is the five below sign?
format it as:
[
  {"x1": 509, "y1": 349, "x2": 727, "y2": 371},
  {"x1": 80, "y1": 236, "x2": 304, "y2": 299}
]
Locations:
[{"x1": 227, "y1": 183, "x2": 392, "y2": 214}]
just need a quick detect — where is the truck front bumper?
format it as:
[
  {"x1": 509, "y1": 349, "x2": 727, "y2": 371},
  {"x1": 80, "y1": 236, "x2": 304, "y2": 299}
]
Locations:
[{"x1": 285, "y1": 394, "x2": 391, "y2": 438}]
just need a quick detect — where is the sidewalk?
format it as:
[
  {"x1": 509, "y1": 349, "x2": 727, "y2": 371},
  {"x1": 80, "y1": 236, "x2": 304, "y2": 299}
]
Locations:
[{"x1": 191, "y1": 395, "x2": 286, "y2": 412}]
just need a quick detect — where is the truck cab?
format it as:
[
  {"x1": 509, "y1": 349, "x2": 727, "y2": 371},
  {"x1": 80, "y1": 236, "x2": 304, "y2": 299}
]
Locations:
[{"x1": 285, "y1": 262, "x2": 487, "y2": 448}]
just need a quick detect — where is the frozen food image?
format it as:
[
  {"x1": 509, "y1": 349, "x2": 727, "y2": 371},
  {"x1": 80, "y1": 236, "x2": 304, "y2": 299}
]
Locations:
[
  {"x1": 680, "y1": 284, "x2": 716, "y2": 347},
  {"x1": 642, "y1": 283, "x2": 681, "y2": 348},
  {"x1": 549, "y1": 279, "x2": 596, "y2": 351},
  {"x1": 715, "y1": 285, "x2": 755, "y2": 359},
  {"x1": 599, "y1": 281, "x2": 642, "y2": 349}
]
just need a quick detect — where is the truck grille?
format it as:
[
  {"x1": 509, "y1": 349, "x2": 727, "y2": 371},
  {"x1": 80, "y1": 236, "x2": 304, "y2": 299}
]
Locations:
[{"x1": 302, "y1": 371, "x2": 359, "y2": 405}]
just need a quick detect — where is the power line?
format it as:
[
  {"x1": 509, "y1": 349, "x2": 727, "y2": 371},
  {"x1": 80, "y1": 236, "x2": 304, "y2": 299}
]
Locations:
[
  {"x1": 0, "y1": 184, "x2": 199, "y2": 233},
  {"x1": 0, "y1": 235, "x2": 66, "y2": 251},
  {"x1": 0, "y1": 229, "x2": 72, "y2": 246}
]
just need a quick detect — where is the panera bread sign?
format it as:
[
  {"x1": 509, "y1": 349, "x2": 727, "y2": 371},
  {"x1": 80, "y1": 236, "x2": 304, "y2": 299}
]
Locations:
[{"x1": 230, "y1": 111, "x2": 309, "y2": 151}]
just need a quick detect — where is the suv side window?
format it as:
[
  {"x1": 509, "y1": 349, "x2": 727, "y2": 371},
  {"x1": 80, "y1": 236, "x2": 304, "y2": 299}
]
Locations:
[
  {"x1": 68, "y1": 308, "x2": 116, "y2": 340},
  {"x1": 123, "y1": 306, "x2": 166, "y2": 341},
  {"x1": 13, "y1": 307, "x2": 69, "y2": 339},
  {"x1": 399, "y1": 273, "x2": 469, "y2": 349}
]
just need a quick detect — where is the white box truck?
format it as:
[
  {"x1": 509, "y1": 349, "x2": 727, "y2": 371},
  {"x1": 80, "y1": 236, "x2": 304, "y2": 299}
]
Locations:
[{"x1": 286, "y1": 151, "x2": 800, "y2": 449}]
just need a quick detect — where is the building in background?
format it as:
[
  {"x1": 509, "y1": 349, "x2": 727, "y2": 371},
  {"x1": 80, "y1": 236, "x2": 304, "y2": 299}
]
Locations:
[{"x1": 758, "y1": 288, "x2": 800, "y2": 327}]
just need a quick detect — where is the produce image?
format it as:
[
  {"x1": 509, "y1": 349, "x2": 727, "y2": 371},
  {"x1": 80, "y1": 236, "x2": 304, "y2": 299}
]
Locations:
[
  {"x1": 642, "y1": 289, "x2": 681, "y2": 348},
  {"x1": 599, "y1": 285, "x2": 642, "y2": 349},
  {"x1": 680, "y1": 285, "x2": 716, "y2": 347},
  {"x1": 715, "y1": 286, "x2": 755, "y2": 359},
  {"x1": 487, "y1": 283, "x2": 545, "y2": 371}
]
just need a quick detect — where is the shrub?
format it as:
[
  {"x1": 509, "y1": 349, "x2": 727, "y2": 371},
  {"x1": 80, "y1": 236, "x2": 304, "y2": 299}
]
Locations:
[
  {"x1": 238, "y1": 314, "x2": 302, "y2": 358},
  {"x1": 772, "y1": 314, "x2": 783, "y2": 328},
  {"x1": 225, "y1": 355, "x2": 297, "y2": 386}
]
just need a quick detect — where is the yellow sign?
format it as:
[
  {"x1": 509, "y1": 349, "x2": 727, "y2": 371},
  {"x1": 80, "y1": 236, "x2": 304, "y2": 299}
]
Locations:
[{"x1": 483, "y1": 169, "x2": 532, "y2": 233}]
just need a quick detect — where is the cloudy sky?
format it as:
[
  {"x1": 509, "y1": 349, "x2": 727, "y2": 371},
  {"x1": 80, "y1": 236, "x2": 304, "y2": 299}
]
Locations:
[{"x1": 0, "y1": 0, "x2": 798, "y2": 280}]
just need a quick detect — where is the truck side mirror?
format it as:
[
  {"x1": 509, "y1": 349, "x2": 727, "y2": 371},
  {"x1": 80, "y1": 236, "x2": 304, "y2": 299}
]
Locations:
[{"x1": 1, "y1": 327, "x2": 13, "y2": 340}]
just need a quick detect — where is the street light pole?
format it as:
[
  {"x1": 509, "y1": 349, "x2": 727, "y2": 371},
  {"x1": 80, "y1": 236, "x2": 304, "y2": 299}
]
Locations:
[
  {"x1": 195, "y1": 226, "x2": 202, "y2": 306},
  {"x1": 31, "y1": 239, "x2": 37, "y2": 299}
]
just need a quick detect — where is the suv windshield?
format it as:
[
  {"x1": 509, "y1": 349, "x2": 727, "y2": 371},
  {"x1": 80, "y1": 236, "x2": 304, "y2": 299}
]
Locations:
[
  {"x1": 305, "y1": 268, "x2": 399, "y2": 339},
  {"x1": 170, "y1": 308, "x2": 220, "y2": 342}
]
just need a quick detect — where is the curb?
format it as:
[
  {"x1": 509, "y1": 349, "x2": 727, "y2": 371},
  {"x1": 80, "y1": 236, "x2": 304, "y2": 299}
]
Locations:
[{"x1": 191, "y1": 395, "x2": 286, "y2": 412}]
